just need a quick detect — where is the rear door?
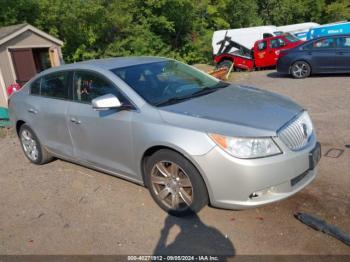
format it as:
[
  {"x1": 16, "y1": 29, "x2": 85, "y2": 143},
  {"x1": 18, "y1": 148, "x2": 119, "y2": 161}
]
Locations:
[
  {"x1": 268, "y1": 38, "x2": 288, "y2": 66},
  {"x1": 305, "y1": 37, "x2": 337, "y2": 72},
  {"x1": 335, "y1": 36, "x2": 350, "y2": 71},
  {"x1": 67, "y1": 70, "x2": 137, "y2": 178},
  {"x1": 25, "y1": 71, "x2": 73, "y2": 157}
]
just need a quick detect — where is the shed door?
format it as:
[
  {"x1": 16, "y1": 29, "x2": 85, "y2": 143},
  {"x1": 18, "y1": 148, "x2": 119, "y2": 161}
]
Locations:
[{"x1": 10, "y1": 49, "x2": 37, "y2": 85}]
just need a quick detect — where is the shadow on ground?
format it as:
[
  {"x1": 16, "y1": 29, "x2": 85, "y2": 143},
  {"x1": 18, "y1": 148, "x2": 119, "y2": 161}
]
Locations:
[
  {"x1": 267, "y1": 71, "x2": 350, "y2": 79},
  {"x1": 154, "y1": 213, "x2": 235, "y2": 259},
  {"x1": 266, "y1": 72, "x2": 290, "y2": 78}
]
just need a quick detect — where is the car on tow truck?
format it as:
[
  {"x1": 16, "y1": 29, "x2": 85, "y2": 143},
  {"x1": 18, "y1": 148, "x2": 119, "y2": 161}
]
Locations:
[{"x1": 214, "y1": 33, "x2": 303, "y2": 71}]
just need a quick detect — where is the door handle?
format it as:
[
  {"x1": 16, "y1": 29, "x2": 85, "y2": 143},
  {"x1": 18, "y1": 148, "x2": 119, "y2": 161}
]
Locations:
[
  {"x1": 307, "y1": 52, "x2": 312, "y2": 55},
  {"x1": 28, "y1": 108, "x2": 38, "y2": 114},
  {"x1": 336, "y1": 51, "x2": 344, "y2": 55},
  {"x1": 70, "y1": 118, "x2": 81, "y2": 124}
]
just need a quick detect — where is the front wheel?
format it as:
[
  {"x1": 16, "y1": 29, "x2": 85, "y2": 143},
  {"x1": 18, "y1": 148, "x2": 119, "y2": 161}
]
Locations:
[
  {"x1": 290, "y1": 61, "x2": 311, "y2": 79},
  {"x1": 145, "y1": 149, "x2": 208, "y2": 216}
]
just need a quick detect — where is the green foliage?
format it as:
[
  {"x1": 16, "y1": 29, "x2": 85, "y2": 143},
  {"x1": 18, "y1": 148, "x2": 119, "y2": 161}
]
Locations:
[
  {"x1": 0, "y1": 0, "x2": 349, "y2": 64},
  {"x1": 323, "y1": 0, "x2": 350, "y2": 22}
]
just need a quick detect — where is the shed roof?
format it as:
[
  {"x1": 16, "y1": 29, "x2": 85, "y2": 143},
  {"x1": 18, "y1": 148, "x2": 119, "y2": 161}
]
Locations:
[{"x1": 0, "y1": 23, "x2": 63, "y2": 46}]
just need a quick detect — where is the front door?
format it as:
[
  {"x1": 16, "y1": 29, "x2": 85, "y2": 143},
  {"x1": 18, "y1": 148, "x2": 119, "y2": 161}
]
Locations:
[
  {"x1": 254, "y1": 40, "x2": 269, "y2": 68},
  {"x1": 67, "y1": 70, "x2": 137, "y2": 178},
  {"x1": 10, "y1": 48, "x2": 37, "y2": 85},
  {"x1": 254, "y1": 40, "x2": 279, "y2": 68}
]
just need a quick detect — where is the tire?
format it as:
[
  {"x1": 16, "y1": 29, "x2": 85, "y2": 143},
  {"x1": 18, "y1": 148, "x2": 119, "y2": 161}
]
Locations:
[
  {"x1": 19, "y1": 124, "x2": 53, "y2": 165},
  {"x1": 290, "y1": 61, "x2": 311, "y2": 79},
  {"x1": 216, "y1": 60, "x2": 233, "y2": 70},
  {"x1": 145, "y1": 149, "x2": 208, "y2": 216}
]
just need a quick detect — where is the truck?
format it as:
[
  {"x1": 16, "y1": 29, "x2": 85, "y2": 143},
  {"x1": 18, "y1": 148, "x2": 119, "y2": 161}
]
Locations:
[
  {"x1": 214, "y1": 32, "x2": 303, "y2": 71},
  {"x1": 212, "y1": 26, "x2": 281, "y2": 55},
  {"x1": 306, "y1": 21, "x2": 350, "y2": 40},
  {"x1": 212, "y1": 23, "x2": 318, "y2": 55}
]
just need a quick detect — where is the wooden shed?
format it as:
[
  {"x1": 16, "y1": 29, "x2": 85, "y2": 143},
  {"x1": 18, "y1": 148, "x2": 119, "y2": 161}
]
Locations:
[{"x1": 0, "y1": 24, "x2": 63, "y2": 107}]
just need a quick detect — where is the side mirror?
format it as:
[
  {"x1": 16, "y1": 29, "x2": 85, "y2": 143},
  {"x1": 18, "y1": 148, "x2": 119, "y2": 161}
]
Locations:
[{"x1": 92, "y1": 94, "x2": 122, "y2": 111}]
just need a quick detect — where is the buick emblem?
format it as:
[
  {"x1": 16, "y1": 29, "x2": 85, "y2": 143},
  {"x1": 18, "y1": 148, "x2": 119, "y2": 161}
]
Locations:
[{"x1": 302, "y1": 123, "x2": 308, "y2": 138}]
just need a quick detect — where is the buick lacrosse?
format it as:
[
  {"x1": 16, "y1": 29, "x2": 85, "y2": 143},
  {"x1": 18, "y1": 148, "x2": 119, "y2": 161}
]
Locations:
[{"x1": 9, "y1": 57, "x2": 321, "y2": 216}]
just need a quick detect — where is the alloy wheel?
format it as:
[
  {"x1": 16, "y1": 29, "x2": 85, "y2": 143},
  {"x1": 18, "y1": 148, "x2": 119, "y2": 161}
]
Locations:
[
  {"x1": 292, "y1": 62, "x2": 309, "y2": 78},
  {"x1": 150, "y1": 161, "x2": 193, "y2": 211},
  {"x1": 21, "y1": 129, "x2": 39, "y2": 161}
]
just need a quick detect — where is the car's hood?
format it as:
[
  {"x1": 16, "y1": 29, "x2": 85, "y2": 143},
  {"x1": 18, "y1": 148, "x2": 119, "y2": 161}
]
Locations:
[{"x1": 158, "y1": 85, "x2": 303, "y2": 137}]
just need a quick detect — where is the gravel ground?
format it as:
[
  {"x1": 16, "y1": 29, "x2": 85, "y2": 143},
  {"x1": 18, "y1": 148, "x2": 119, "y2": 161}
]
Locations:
[{"x1": 0, "y1": 70, "x2": 349, "y2": 256}]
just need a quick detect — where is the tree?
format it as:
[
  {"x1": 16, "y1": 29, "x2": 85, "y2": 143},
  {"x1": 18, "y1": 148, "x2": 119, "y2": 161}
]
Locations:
[
  {"x1": 323, "y1": 0, "x2": 350, "y2": 23},
  {"x1": 0, "y1": 0, "x2": 349, "y2": 64}
]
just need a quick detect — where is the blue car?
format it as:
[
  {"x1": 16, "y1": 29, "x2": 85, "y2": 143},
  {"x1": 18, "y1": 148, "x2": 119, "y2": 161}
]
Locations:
[{"x1": 277, "y1": 34, "x2": 350, "y2": 78}]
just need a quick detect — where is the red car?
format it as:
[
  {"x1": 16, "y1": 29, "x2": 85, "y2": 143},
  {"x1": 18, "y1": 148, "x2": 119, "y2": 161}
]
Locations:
[{"x1": 214, "y1": 33, "x2": 303, "y2": 71}]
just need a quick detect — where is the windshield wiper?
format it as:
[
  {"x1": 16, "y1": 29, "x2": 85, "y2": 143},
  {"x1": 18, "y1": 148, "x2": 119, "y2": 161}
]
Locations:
[
  {"x1": 155, "y1": 96, "x2": 193, "y2": 107},
  {"x1": 209, "y1": 81, "x2": 230, "y2": 89},
  {"x1": 190, "y1": 81, "x2": 230, "y2": 97},
  {"x1": 155, "y1": 82, "x2": 230, "y2": 107}
]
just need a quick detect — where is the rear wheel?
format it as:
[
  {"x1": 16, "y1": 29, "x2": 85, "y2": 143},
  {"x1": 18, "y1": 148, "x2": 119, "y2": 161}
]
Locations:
[
  {"x1": 291, "y1": 61, "x2": 311, "y2": 79},
  {"x1": 216, "y1": 60, "x2": 233, "y2": 70},
  {"x1": 19, "y1": 124, "x2": 53, "y2": 165},
  {"x1": 145, "y1": 149, "x2": 208, "y2": 216}
]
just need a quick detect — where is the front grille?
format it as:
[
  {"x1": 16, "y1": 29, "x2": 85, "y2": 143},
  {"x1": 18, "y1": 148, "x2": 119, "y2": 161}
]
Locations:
[{"x1": 279, "y1": 112, "x2": 312, "y2": 151}]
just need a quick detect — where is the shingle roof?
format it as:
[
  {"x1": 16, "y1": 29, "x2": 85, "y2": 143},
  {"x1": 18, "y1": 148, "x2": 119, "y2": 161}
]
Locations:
[
  {"x1": 0, "y1": 23, "x2": 27, "y2": 41},
  {"x1": 0, "y1": 23, "x2": 63, "y2": 46}
]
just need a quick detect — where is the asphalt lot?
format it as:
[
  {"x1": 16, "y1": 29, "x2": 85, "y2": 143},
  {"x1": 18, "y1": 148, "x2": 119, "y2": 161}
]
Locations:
[{"x1": 0, "y1": 70, "x2": 349, "y2": 255}]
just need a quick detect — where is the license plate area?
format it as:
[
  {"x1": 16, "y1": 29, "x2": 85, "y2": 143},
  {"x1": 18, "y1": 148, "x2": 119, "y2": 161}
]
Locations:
[{"x1": 309, "y1": 142, "x2": 321, "y2": 170}]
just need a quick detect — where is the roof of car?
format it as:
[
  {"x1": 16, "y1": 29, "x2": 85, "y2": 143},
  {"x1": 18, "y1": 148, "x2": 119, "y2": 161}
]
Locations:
[{"x1": 56, "y1": 56, "x2": 169, "y2": 71}]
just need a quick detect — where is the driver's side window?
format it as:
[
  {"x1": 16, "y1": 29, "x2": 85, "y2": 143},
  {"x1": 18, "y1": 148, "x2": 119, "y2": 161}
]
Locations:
[
  {"x1": 257, "y1": 41, "x2": 267, "y2": 51},
  {"x1": 73, "y1": 71, "x2": 125, "y2": 104}
]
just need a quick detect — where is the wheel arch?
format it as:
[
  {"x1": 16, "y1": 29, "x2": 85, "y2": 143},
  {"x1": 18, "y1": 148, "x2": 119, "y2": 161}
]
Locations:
[
  {"x1": 16, "y1": 120, "x2": 26, "y2": 136},
  {"x1": 215, "y1": 55, "x2": 234, "y2": 65},
  {"x1": 140, "y1": 145, "x2": 212, "y2": 203}
]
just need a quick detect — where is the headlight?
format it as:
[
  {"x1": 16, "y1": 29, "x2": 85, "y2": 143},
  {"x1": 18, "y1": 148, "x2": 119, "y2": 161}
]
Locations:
[{"x1": 209, "y1": 134, "x2": 282, "y2": 159}]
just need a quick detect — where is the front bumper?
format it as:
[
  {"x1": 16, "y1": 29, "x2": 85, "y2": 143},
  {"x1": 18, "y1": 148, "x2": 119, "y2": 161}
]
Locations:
[{"x1": 192, "y1": 135, "x2": 318, "y2": 209}]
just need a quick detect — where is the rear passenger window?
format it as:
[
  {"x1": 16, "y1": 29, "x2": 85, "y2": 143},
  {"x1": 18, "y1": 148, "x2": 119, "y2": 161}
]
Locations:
[
  {"x1": 73, "y1": 71, "x2": 125, "y2": 104},
  {"x1": 336, "y1": 37, "x2": 350, "y2": 48},
  {"x1": 30, "y1": 78, "x2": 41, "y2": 95},
  {"x1": 41, "y1": 72, "x2": 69, "y2": 99},
  {"x1": 270, "y1": 39, "x2": 286, "y2": 48}
]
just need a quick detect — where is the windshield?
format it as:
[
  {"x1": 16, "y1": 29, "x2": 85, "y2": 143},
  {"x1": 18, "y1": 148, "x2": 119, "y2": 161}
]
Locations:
[
  {"x1": 111, "y1": 60, "x2": 225, "y2": 106},
  {"x1": 284, "y1": 33, "x2": 300, "y2": 43}
]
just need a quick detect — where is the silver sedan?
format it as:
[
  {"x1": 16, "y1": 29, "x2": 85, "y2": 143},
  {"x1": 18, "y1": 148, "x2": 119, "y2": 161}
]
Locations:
[{"x1": 9, "y1": 57, "x2": 321, "y2": 216}]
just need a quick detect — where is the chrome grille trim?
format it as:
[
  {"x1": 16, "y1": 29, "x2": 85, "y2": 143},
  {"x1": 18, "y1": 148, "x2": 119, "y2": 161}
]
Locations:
[{"x1": 279, "y1": 112, "x2": 312, "y2": 151}]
